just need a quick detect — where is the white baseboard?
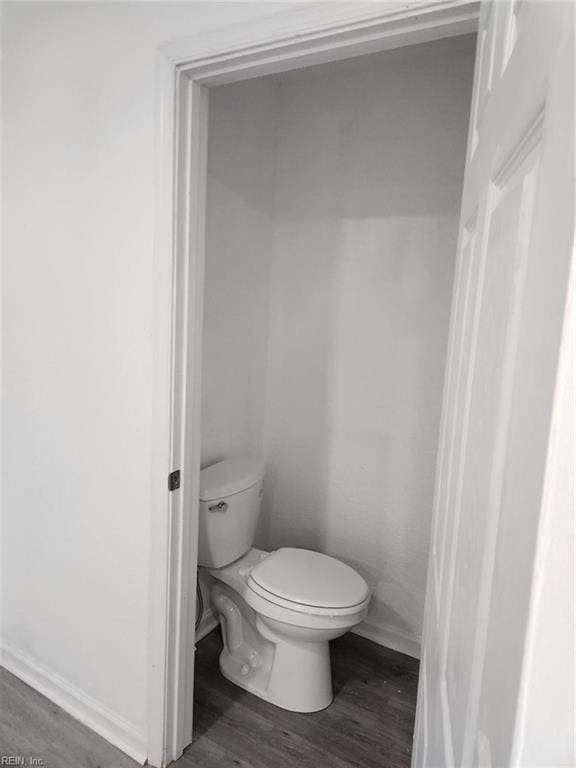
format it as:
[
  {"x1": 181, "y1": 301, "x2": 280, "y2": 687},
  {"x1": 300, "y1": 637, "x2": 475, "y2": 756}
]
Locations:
[
  {"x1": 0, "y1": 642, "x2": 147, "y2": 764},
  {"x1": 195, "y1": 607, "x2": 218, "y2": 643},
  {"x1": 353, "y1": 620, "x2": 421, "y2": 660}
]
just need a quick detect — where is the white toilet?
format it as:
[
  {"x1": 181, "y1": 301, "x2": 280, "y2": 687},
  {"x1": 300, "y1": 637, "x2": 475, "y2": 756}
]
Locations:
[{"x1": 198, "y1": 456, "x2": 370, "y2": 713}]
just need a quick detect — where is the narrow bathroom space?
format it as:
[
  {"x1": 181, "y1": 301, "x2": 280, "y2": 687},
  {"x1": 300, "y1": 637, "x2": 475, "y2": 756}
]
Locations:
[
  {"x1": 185, "y1": 32, "x2": 476, "y2": 768},
  {"x1": 188, "y1": 631, "x2": 419, "y2": 768}
]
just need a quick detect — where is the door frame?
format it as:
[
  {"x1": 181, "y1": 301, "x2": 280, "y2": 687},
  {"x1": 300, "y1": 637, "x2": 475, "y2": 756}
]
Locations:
[{"x1": 148, "y1": 2, "x2": 480, "y2": 765}]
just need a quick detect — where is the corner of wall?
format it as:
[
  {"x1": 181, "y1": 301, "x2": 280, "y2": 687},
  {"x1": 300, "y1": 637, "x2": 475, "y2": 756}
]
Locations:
[
  {"x1": 353, "y1": 620, "x2": 421, "y2": 660},
  {"x1": 0, "y1": 641, "x2": 147, "y2": 763}
]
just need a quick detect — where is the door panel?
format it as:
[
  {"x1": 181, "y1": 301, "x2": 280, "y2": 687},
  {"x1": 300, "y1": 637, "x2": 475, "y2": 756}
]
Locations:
[
  {"x1": 447, "y1": 147, "x2": 540, "y2": 765},
  {"x1": 414, "y1": 2, "x2": 574, "y2": 766}
]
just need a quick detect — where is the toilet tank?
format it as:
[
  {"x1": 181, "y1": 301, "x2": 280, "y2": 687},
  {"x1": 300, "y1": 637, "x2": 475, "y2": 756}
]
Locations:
[{"x1": 198, "y1": 457, "x2": 265, "y2": 568}]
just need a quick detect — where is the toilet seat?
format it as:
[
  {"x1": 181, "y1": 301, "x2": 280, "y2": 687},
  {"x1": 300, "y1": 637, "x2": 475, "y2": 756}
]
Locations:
[
  {"x1": 244, "y1": 585, "x2": 369, "y2": 634},
  {"x1": 247, "y1": 547, "x2": 369, "y2": 617}
]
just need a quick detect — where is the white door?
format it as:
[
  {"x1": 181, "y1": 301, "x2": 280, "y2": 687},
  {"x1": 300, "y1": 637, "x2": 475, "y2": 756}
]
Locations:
[{"x1": 413, "y1": 2, "x2": 574, "y2": 766}]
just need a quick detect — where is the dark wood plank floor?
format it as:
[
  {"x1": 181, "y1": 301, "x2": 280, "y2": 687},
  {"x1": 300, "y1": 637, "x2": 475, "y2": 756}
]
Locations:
[
  {"x1": 0, "y1": 630, "x2": 419, "y2": 768},
  {"x1": 0, "y1": 667, "x2": 136, "y2": 767},
  {"x1": 181, "y1": 629, "x2": 419, "y2": 768}
]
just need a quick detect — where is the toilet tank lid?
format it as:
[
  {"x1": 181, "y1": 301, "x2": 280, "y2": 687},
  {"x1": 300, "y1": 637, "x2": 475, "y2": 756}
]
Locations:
[{"x1": 199, "y1": 457, "x2": 265, "y2": 501}]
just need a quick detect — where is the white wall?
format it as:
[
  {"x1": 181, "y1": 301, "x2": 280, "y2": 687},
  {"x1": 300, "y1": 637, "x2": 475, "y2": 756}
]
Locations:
[
  {"x1": 201, "y1": 78, "x2": 276, "y2": 468},
  {"x1": 0, "y1": 2, "x2": 299, "y2": 759},
  {"x1": 263, "y1": 36, "x2": 475, "y2": 653},
  {"x1": 203, "y1": 36, "x2": 475, "y2": 656}
]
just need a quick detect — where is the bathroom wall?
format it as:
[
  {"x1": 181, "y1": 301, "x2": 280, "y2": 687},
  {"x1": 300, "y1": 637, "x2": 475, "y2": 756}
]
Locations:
[
  {"x1": 261, "y1": 37, "x2": 475, "y2": 655},
  {"x1": 201, "y1": 78, "x2": 277, "y2": 467},
  {"x1": 202, "y1": 35, "x2": 476, "y2": 656}
]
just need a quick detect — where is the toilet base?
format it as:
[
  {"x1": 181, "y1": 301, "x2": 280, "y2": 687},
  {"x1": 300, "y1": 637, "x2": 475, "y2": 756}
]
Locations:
[
  {"x1": 218, "y1": 649, "x2": 333, "y2": 713},
  {"x1": 211, "y1": 582, "x2": 334, "y2": 712},
  {"x1": 218, "y1": 629, "x2": 333, "y2": 712}
]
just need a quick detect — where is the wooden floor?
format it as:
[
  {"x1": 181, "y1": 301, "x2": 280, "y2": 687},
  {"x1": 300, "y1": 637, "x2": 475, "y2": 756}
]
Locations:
[
  {"x1": 184, "y1": 630, "x2": 419, "y2": 768},
  {"x1": 0, "y1": 630, "x2": 419, "y2": 768},
  {"x1": 0, "y1": 666, "x2": 136, "y2": 768}
]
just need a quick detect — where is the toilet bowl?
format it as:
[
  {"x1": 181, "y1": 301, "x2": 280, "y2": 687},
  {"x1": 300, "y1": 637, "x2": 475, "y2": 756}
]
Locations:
[{"x1": 198, "y1": 457, "x2": 370, "y2": 712}]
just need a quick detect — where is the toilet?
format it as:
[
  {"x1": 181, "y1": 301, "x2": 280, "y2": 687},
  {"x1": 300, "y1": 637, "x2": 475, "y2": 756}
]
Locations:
[{"x1": 198, "y1": 456, "x2": 370, "y2": 713}]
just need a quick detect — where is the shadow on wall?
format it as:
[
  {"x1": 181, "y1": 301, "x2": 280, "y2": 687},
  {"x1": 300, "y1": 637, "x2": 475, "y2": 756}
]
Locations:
[
  {"x1": 209, "y1": 35, "x2": 474, "y2": 221},
  {"x1": 201, "y1": 77, "x2": 277, "y2": 470},
  {"x1": 255, "y1": 214, "x2": 343, "y2": 551}
]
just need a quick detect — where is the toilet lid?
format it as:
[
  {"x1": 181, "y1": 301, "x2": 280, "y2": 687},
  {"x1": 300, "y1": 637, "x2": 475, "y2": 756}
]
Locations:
[{"x1": 248, "y1": 548, "x2": 369, "y2": 609}]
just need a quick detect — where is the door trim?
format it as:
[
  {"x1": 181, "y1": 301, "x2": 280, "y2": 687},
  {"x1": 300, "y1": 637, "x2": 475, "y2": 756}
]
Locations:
[{"x1": 148, "y1": 2, "x2": 480, "y2": 765}]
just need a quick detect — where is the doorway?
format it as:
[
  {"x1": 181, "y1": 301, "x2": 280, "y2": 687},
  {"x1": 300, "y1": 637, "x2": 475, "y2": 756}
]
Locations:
[
  {"x1": 148, "y1": 6, "x2": 481, "y2": 766},
  {"x1": 151, "y1": 3, "x2": 575, "y2": 766}
]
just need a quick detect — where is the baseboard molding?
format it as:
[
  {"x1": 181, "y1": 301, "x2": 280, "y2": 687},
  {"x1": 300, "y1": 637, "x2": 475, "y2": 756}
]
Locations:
[
  {"x1": 0, "y1": 642, "x2": 147, "y2": 764},
  {"x1": 353, "y1": 620, "x2": 421, "y2": 660},
  {"x1": 195, "y1": 607, "x2": 218, "y2": 643}
]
